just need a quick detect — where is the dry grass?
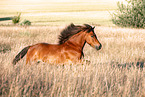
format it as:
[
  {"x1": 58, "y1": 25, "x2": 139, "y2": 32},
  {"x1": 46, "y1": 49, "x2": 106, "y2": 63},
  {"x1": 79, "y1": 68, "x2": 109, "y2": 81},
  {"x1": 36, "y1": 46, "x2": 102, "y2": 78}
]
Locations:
[{"x1": 0, "y1": 25, "x2": 145, "y2": 97}]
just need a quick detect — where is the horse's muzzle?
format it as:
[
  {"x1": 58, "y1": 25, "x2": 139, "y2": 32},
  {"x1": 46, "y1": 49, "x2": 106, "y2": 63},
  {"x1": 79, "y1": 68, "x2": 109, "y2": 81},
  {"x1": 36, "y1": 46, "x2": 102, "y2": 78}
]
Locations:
[{"x1": 95, "y1": 44, "x2": 102, "y2": 50}]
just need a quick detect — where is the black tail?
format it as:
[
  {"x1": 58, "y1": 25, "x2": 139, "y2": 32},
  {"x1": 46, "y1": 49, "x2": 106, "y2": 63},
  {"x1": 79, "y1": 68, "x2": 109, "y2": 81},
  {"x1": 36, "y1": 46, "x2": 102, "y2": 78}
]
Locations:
[{"x1": 12, "y1": 46, "x2": 31, "y2": 65}]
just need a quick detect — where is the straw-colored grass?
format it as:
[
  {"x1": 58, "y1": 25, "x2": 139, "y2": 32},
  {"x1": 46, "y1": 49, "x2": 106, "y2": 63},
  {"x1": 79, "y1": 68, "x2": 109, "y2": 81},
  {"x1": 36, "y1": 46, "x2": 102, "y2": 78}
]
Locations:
[{"x1": 0, "y1": 25, "x2": 145, "y2": 96}]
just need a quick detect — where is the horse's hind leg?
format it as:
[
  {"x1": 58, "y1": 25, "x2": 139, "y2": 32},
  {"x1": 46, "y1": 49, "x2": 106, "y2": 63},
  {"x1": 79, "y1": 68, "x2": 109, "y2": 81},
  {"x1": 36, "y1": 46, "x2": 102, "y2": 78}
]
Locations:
[
  {"x1": 25, "y1": 54, "x2": 34, "y2": 65},
  {"x1": 26, "y1": 56, "x2": 30, "y2": 65},
  {"x1": 26, "y1": 54, "x2": 40, "y2": 65}
]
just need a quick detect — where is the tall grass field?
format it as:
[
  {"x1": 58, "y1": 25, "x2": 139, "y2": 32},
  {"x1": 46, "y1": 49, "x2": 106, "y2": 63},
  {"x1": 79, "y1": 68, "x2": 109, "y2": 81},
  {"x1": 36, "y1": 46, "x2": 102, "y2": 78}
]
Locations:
[
  {"x1": 0, "y1": 0, "x2": 145, "y2": 97},
  {"x1": 0, "y1": 26, "x2": 144, "y2": 97}
]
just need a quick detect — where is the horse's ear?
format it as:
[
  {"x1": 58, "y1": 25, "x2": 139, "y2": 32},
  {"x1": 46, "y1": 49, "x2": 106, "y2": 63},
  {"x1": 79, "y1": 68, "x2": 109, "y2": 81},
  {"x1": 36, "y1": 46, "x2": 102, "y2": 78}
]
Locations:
[{"x1": 70, "y1": 23, "x2": 75, "y2": 27}]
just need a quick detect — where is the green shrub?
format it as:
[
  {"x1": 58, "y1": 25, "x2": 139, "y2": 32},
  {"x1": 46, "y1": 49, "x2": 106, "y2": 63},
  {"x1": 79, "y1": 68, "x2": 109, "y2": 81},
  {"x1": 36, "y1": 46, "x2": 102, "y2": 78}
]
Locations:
[
  {"x1": 20, "y1": 19, "x2": 31, "y2": 26},
  {"x1": 112, "y1": 0, "x2": 145, "y2": 28},
  {"x1": 12, "y1": 13, "x2": 21, "y2": 24}
]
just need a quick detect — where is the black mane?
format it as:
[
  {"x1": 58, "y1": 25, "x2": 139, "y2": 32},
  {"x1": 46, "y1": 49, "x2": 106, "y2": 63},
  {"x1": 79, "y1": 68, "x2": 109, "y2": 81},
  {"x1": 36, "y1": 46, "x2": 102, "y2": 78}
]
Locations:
[{"x1": 58, "y1": 23, "x2": 93, "y2": 44}]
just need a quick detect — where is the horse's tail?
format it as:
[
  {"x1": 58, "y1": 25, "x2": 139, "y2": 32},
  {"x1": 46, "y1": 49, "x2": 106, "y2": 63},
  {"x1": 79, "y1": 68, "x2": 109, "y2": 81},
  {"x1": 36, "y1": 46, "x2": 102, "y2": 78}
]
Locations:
[{"x1": 12, "y1": 46, "x2": 31, "y2": 65}]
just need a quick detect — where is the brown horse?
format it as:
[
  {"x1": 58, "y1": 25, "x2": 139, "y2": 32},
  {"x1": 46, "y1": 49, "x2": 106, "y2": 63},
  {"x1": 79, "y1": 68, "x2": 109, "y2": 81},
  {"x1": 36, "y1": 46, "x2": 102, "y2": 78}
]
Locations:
[{"x1": 12, "y1": 23, "x2": 102, "y2": 65}]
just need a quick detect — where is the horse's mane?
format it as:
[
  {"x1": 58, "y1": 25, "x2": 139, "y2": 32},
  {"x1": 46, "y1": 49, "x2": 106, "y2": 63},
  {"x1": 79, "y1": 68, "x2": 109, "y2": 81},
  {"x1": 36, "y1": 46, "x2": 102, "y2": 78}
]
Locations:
[{"x1": 58, "y1": 23, "x2": 93, "y2": 44}]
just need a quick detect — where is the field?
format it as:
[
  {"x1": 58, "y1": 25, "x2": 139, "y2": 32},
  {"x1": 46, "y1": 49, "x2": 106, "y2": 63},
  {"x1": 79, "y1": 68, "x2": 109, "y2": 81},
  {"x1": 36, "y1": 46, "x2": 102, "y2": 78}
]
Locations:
[
  {"x1": 0, "y1": 26, "x2": 145, "y2": 96},
  {"x1": 0, "y1": 0, "x2": 117, "y2": 26},
  {"x1": 0, "y1": 0, "x2": 145, "y2": 97}
]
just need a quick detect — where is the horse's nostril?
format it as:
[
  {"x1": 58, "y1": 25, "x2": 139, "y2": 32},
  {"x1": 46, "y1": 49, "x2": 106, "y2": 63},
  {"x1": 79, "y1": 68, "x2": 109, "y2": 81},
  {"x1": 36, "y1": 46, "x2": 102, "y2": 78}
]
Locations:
[
  {"x1": 95, "y1": 44, "x2": 102, "y2": 50},
  {"x1": 99, "y1": 44, "x2": 102, "y2": 49}
]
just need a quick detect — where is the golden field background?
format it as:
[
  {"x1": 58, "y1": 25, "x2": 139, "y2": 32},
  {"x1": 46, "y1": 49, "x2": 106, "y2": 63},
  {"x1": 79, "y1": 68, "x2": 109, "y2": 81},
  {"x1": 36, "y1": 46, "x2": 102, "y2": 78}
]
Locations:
[
  {"x1": 0, "y1": 26, "x2": 145, "y2": 96},
  {"x1": 0, "y1": 0, "x2": 145, "y2": 96},
  {"x1": 0, "y1": 0, "x2": 118, "y2": 26}
]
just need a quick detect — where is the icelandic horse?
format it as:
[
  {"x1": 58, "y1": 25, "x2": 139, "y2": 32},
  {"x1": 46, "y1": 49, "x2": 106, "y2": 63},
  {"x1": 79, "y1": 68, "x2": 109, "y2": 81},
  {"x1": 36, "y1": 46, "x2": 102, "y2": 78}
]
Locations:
[{"x1": 12, "y1": 23, "x2": 102, "y2": 65}]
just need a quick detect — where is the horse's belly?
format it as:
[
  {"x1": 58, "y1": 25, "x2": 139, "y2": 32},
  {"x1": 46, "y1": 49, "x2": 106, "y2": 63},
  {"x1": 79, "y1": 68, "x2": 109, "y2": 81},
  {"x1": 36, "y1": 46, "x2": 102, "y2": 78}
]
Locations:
[
  {"x1": 32, "y1": 43, "x2": 82, "y2": 64},
  {"x1": 40, "y1": 52, "x2": 79, "y2": 64},
  {"x1": 43, "y1": 55, "x2": 63, "y2": 64}
]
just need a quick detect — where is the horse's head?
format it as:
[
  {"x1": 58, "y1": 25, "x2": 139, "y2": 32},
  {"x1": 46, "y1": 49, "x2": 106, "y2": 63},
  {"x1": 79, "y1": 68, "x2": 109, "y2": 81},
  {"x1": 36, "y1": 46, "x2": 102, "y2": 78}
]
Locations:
[{"x1": 82, "y1": 24, "x2": 102, "y2": 50}]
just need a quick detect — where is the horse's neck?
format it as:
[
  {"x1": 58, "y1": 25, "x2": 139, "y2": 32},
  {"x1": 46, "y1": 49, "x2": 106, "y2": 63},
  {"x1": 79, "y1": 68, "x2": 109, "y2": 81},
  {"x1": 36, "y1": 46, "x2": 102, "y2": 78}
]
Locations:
[{"x1": 65, "y1": 32, "x2": 86, "y2": 51}]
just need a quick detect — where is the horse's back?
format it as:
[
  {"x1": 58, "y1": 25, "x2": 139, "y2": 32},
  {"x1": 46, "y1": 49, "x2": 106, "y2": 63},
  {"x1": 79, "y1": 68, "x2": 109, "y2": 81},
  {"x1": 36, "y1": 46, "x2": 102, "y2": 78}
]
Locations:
[{"x1": 28, "y1": 43, "x2": 61, "y2": 55}]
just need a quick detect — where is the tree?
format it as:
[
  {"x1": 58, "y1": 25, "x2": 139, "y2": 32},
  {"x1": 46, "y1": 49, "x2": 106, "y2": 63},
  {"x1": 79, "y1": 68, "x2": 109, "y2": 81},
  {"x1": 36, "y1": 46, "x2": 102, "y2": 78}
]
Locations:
[{"x1": 112, "y1": 0, "x2": 145, "y2": 28}]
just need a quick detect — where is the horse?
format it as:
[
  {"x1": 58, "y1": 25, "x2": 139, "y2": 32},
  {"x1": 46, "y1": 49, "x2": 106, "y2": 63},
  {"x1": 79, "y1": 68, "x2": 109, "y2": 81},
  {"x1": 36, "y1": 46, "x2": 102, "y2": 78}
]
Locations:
[{"x1": 12, "y1": 23, "x2": 102, "y2": 65}]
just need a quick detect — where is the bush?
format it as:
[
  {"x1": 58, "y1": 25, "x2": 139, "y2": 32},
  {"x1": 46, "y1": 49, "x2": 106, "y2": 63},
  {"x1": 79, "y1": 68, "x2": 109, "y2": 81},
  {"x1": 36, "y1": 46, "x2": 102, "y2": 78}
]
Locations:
[
  {"x1": 112, "y1": 0, "x2": 145, "y2": 28},
  {"x1": 20, "y1": 19, "x2": 31, "y2": 26},
  {"x1": 12, "y1": 13, "x2": 21, "y2": 24}
]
